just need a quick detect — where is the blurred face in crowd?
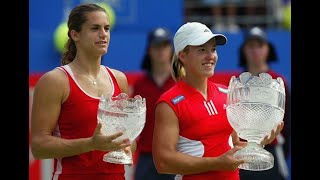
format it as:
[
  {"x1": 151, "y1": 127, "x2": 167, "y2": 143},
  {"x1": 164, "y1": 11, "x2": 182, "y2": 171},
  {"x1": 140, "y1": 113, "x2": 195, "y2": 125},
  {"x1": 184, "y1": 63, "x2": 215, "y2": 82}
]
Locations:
[
  {"x1": 72, "y1": 11, "x2": 111, "y2": 56},
  {"x1": 149, "y1": 41, "x2": 173, "y2": 65},
  {"x1": 243, "y1": 39, "x2": 269, "y2": 68},
  {"x1": 180, "y1": 38, "x2": 218, "y2": 79}
]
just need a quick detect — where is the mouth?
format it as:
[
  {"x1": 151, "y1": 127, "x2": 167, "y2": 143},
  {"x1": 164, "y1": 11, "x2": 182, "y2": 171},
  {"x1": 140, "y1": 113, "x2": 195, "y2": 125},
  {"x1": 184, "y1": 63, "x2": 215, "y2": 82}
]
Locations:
[
  {"x1": 202, "y1": 62, "x2": 214, "y2": 67},
  {"x1": 96, "y1": 41, "x2": 108, "y2": 45}
]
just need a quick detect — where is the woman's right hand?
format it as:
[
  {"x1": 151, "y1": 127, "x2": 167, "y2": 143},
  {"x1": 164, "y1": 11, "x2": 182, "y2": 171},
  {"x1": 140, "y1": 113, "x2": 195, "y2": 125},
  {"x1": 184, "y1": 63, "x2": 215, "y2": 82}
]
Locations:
[
  {"x1": 216, "y1": 146, "x2": 245, "y2": 171},
  {"x1": 90, "y1": 122, "x2": 131, "y2": 151}
]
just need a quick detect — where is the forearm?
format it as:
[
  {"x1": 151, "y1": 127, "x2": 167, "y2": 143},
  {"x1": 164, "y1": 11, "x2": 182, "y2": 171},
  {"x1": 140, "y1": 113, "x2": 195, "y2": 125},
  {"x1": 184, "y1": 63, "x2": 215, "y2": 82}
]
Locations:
[
  {"x1": 31, "y1": 134, "x2": 93, "y2": 159},
  {"x1": 131, "y1": 140, "x2": 137, "y2": 153},
  {"x1": 155, "y1": 151, "x2": 222, "y2": 175}
]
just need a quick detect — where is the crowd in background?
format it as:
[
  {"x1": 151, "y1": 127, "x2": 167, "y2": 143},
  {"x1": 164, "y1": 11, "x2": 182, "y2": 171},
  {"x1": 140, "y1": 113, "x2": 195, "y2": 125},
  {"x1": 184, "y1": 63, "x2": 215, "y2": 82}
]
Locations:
[{"x1": 185, "y1": 0, "x2": 291, "y2": 33}]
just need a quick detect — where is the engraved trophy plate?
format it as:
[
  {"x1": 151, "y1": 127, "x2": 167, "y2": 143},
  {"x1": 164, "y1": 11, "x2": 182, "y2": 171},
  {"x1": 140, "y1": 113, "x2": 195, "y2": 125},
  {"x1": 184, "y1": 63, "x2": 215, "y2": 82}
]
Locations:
[
  {"x1": 97, "y1": 93, "x2": 146, "y2": 164},
  {"x1": 226, "y1": 72, "x2": 286, "y2": 171}
]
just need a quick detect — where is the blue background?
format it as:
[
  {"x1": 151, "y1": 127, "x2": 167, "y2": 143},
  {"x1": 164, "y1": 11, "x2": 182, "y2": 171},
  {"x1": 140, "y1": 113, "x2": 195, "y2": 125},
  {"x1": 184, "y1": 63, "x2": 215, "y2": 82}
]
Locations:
[{"x1": 29, "y1": 0, "x2": 291, "y2": 88}]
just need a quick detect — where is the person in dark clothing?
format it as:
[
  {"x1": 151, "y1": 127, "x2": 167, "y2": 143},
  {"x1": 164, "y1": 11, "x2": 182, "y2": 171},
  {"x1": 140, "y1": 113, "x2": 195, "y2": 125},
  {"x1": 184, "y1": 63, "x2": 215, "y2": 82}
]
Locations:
[
  {"x1": 238, "y1": 26, "x2": 291, "y2": 180},
  {"x1": 133, "y1": 27, "x2": 176, "y2": 180}
]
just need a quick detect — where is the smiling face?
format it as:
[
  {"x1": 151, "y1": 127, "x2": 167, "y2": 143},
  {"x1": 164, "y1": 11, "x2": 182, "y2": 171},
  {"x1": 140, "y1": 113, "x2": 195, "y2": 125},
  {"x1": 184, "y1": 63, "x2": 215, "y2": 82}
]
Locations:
[
  {"x1": 179, "y1": 38, "x2": 218, "y2": 79},
  {"x1": 70, "y1": 10, "x2": 111, "y2": 57}
]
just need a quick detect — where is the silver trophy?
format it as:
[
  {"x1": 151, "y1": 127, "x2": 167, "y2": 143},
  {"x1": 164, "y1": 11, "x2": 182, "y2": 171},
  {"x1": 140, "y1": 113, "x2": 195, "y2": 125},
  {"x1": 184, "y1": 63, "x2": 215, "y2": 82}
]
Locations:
[
  {"x1": 225, "y1": 72, "x2": 286, "y2": 171},
  {"x1": 97, "y1": 93, "x2": 146, "y2": 164}
]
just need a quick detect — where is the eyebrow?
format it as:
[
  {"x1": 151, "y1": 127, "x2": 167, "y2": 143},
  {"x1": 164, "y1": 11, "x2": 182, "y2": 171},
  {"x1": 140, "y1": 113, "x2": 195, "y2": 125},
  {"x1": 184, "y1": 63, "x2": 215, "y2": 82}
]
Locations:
[
  {"x1": 196, "y1": 44, "x2": 216, "y2": 48},
  {"x1": 90, "y1": 24, "x2": 110, "y2": 27}
]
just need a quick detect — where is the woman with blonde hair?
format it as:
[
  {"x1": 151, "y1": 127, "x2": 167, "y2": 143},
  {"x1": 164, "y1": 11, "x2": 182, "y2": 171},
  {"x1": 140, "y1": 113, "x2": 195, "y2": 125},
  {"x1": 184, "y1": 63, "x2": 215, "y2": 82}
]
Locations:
[{"x1": 152, "y1": 22, "x2": 284, "y2": 180}]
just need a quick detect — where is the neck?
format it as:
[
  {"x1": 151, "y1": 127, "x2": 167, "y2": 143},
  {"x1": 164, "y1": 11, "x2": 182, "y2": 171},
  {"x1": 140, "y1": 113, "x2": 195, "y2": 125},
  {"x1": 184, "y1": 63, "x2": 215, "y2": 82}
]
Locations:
[
  {"x1": 183, "y1": 75, "x2": 208, "y2": 100},
  {"x1": 152, "y1": 61, "x2": 171, "y2": 75},
  {"x1": 73, "y1": 55, "x2": 102, "y2": 76},
  {"x1": 151, "y1": 62, "x2": 171, "y2": 86},
  {"x1": 247, "y1": 64, "x2": 269, "y2": 76}
]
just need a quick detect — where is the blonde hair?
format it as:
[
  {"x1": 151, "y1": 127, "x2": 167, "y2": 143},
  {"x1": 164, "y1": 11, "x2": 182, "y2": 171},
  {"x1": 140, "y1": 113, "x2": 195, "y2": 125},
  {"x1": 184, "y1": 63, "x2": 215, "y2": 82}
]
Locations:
[{"x1": 171, "y1": 52, "x2": 186, "y2": 82}]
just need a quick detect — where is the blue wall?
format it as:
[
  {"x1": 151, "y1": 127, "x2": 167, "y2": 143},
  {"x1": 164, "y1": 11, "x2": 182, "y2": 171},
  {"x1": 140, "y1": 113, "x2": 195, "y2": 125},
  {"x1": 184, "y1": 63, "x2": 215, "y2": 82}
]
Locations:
[{"x1": 29, "y1": 0, "x2": 291, "y2": 87}]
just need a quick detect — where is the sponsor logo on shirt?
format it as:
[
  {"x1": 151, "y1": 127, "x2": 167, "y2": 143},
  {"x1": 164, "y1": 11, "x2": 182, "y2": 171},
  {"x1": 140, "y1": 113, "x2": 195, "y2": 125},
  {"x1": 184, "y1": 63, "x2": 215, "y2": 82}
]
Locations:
[
  {"x1": 204, "y1": 100, "x2": 218, "y2": 116},
  {"x1": 172, "y1": 95, "x2": 185, "y2": 105},
  {"x1": 218, "y1": 87, "x2": 228, "y2": 94}
]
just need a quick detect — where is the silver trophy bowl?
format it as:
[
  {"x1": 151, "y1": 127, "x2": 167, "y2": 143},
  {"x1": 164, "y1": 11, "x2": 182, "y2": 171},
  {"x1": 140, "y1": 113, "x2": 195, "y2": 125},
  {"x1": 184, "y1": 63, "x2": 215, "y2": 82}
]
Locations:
[
  {"x1": 97, "y1": 93, "x2": 146, "y2": 164},
  {"x1": 225, "y1": 72, "x2": 286, "y2": 171}
]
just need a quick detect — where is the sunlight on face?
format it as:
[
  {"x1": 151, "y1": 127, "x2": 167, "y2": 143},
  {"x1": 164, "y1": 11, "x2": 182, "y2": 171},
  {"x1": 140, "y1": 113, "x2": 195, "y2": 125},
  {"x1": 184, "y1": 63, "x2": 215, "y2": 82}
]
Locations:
[{"x1": 181, "y1": 38, "x2": 218, "y2": 79}]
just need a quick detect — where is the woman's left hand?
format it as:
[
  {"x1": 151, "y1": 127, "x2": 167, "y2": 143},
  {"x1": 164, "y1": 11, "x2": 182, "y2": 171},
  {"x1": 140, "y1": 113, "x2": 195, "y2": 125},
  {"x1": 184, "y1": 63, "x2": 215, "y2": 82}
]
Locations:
[{"x1": 260, "y1": 121, "x2": 284, "y2": 146}]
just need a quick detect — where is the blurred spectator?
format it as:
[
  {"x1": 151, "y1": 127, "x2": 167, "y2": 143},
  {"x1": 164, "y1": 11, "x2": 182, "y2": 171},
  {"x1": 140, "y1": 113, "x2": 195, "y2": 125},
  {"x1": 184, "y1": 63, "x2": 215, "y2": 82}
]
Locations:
[
  {"x1": 202, "y1": 0, "x2": 241, "y2": 33},
  {"x1": 242, "y1": 0, "x2": 289, "y2": 29},
  {"x1": 132, "y1": 27, "x2": 176, "y2": 180},
  {"x1": 241, "y1": 0, "x2": 264, "y2": 28},
  {"x1": 238, "y1": 26, "x2": 291, "y2": 180}
]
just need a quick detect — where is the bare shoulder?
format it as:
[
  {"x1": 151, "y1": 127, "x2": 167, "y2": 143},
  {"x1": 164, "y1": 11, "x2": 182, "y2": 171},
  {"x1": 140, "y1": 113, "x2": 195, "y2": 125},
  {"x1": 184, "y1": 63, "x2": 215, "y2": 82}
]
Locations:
[
  {"x1": 109, "y1": 68, "x2": 127, "y2": 81},
  {"x1": 109, "y1": 68, "x2": 129, "y2": 94},
  {"x1": 35, "y1": 68, "x2": 68, "y2": 87},
  {"x1": 33, "y1": 67, "x2": 69, "y2": 99}
]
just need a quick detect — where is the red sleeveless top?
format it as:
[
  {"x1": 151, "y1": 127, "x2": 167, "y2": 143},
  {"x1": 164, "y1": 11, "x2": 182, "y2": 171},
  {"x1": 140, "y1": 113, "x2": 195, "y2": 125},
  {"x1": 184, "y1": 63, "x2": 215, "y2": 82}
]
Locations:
[
  {"x1": 51, "y1": 65, "x2": 124, "y2": 179},
  {"x1": 157, "y1": 80, "x2": 239, "y2": 180}
]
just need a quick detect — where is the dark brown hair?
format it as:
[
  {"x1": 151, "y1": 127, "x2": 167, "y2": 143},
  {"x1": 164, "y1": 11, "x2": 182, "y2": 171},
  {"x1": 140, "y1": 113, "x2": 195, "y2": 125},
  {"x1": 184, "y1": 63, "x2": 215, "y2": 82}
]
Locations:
[{"x1": 61, "y1": 3, "x2": 106, "y2": 65}]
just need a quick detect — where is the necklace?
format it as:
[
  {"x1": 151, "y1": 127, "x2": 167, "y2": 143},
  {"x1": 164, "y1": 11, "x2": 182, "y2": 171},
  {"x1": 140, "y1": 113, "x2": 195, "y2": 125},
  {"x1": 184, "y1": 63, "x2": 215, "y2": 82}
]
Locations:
[{"x1": 73, "y1": 63, "x2": 101, "y2": 85}]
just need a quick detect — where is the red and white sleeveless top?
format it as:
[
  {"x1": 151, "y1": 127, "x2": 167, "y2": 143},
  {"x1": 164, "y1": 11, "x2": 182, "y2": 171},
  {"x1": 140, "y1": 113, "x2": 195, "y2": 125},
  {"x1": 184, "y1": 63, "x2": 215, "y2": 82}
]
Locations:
[
  {"x1": 157, "y1": 80, "x2": 239, "y2": 180},
  {"x1": 52, "y1": 65, "x2": 124, "y2": 179}
]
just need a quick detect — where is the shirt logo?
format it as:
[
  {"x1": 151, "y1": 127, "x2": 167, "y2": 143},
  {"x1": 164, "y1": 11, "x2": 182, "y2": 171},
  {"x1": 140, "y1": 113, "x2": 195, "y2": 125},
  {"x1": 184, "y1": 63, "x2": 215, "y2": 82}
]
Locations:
[
  {"x1": 204, "y1": 100, "x2": 218, "y2": 116},
  {"x1": 218, "y1": 87, "x2": 228, "y2": 94},
  {"x1": 204, "y1": 29, "x2": 210, "y2": 32},
  {"x1": 172, "y1": 95, "x2": 185, "y2": 105}
]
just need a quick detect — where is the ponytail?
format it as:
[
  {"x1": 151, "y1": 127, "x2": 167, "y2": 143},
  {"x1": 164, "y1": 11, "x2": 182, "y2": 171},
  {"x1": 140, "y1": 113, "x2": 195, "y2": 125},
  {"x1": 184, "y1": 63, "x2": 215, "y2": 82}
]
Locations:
[
  {"x1": 61, "y1": 38, "x2": 77, "y2": 65},
  {"x1": 171, "y1": 54, "x2": 185, "y2": 81}
]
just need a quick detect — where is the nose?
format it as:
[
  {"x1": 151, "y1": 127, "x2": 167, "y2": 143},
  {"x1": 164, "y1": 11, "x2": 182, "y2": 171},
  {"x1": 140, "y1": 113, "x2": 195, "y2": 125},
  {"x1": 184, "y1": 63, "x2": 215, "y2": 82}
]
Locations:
[
  {"x1": 100, "y1": 29, "x2": 108, "y2": 38},
  {"x1": 206, "y1": 50, "x2": 216, "y2": 60}
]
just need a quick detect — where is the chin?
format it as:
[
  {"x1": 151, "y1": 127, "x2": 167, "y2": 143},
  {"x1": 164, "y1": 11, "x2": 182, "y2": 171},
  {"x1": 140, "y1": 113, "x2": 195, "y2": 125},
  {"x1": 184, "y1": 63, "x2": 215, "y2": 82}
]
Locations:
[
  {"x1": 204, "y1": 70, "x2": 214, "y2": 77},
  {"x1": 98, "y1": 49, "x2": 108, "y2": 55}
]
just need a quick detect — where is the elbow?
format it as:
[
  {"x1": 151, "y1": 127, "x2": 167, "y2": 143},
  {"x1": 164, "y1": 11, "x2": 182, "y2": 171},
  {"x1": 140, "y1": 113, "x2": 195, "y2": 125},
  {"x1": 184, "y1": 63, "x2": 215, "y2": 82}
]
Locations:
[
  {"x1": 153, "y1": 155, "x2": 172, "y2": 174},
  {"x1": 31, "y1": 145, "x2": 42, "y2": 159},
  {"x1": 31, "y1": 137, "x2": 46, "y2": 159},
  {"x1": 154, "y1": 160, "x2": 168, "y2": 174}
]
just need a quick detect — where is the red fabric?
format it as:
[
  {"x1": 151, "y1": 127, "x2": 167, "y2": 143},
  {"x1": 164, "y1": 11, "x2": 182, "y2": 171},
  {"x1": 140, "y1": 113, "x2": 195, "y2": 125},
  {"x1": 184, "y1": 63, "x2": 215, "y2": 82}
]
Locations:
[
  {"x1": 51, "y1": 66, "x2": 124, "y2": 178},
  {"x1": 28, "y1": 71, "x2": 243, "y2": 179},
  {"x1": 132, "y1": 73, "x2": 176, "y2": 153},
  {"x1": 156, "y1": 80, "x2": 239, "y2": 180},
  {"x1": 29, "y1": 160, "x2": 41, "y2": 180},
  {"x1": 208, "y1": 71, "x2": 240, "y2": 86},
  {"x1": 52, "y1": 173, "x2": 125, "y2": 180}
]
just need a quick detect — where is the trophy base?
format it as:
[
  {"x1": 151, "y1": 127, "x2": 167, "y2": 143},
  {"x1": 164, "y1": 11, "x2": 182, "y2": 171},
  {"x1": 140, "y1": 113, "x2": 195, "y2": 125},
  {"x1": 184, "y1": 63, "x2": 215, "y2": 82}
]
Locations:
[
  {"x1": 103, "y1": 150, "x2": 133, "y2": 165},
  {"x1": 234, "y1": 142, "x2": 274, "y2": 171}
]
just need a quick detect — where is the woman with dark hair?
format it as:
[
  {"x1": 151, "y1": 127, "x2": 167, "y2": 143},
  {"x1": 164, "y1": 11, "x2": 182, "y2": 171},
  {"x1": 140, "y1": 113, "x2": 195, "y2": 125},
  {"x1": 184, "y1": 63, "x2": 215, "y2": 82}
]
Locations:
[
  {"x1": 30, "y1": 3, "x2": 134, "y2": 180},
  {"x1": 238, "y1": 26, "x2": 291, "y2": 180},
  {"x1": 132, "y1": 27, "x2": 176, "y2": 180}
]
